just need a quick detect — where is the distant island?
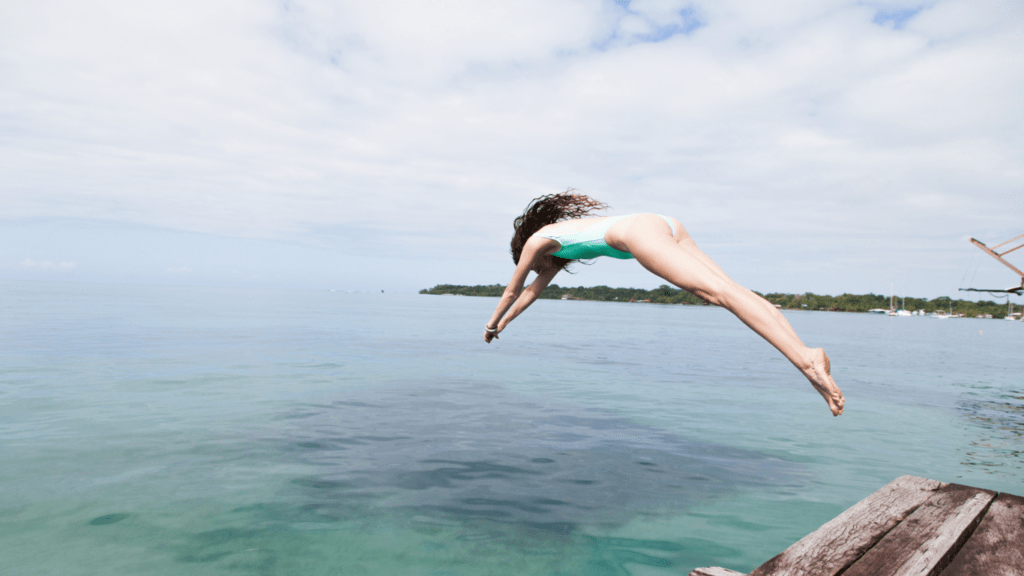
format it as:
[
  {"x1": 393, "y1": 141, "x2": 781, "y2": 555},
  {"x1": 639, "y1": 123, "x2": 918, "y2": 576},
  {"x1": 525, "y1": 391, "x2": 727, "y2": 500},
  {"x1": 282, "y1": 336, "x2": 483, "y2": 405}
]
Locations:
[{"x1": 420, "y1": 284, "x2": 1016, "y2": 318}]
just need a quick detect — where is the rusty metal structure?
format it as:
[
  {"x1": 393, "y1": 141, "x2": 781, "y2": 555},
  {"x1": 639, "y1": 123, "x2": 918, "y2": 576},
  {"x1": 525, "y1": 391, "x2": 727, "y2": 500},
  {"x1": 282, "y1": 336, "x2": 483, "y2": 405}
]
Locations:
[{"x1": 960, "y1": 233, "x2": 1024, "y2": 295}]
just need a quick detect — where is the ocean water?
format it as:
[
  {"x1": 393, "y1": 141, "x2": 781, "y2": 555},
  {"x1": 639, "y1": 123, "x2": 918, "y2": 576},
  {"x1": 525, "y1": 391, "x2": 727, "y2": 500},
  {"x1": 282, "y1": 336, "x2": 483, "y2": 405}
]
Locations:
[{"x1": 1, "y1": 280, "x2": 1021, "y2": 576}]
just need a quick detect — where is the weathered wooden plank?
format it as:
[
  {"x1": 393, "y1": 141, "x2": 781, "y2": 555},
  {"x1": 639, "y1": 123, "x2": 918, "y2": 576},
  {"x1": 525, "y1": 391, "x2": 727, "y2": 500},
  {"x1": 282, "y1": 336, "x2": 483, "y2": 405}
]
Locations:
[
  {"x1": 938, "y1": 492, "x2": 1024, "y2": 576},
  {"x1": 688, "y1": 567, "x2": 747, "y2": 576},
  {"x1": 842, "y1": 483, "x2": 996, "y2": 576},
  {"x1": 747, "y1": 475, "x2": 944, "y2": 576}
]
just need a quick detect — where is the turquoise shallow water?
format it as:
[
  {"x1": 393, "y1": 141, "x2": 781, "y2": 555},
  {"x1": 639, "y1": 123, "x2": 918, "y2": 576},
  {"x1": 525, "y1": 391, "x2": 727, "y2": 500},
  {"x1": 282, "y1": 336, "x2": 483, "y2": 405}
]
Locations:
[{"x1": 1, "y1": 280, "x2": 1021, "y2": 575}]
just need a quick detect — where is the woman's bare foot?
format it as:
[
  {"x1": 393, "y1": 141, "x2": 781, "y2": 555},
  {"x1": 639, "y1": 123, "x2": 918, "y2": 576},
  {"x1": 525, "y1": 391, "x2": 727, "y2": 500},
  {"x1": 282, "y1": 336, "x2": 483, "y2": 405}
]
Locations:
[{"x1": 802, "y1": 348, "x2": 845, "y2": 416}]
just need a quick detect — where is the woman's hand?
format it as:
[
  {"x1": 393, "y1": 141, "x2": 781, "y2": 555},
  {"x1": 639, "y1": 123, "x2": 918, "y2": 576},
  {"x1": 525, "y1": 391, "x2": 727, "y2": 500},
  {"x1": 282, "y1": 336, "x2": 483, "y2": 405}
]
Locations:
[{"x1": 483, "y1": 325, "x2": 499, "y2": 343}]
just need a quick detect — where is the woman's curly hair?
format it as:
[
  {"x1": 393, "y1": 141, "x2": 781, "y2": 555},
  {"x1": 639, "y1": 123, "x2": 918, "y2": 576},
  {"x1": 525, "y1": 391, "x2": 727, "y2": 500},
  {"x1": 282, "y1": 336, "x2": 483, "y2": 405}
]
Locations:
[{"x1": 510, "y1": 189, "x2": 609, "y2": 271}]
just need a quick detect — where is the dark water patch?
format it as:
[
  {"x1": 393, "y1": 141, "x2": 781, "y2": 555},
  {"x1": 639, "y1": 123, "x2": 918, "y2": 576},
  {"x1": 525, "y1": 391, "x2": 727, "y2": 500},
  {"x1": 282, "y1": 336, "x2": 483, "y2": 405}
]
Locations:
[
  {"x1": 957, "y1": 385, "x2": 1024, "y2": 476},
  {"x1": 192, "y1": 527, "x2": 261, "y2": 546},
  {"x1": 305, "y1": 363, "x2": 345, "y2": 369},
  {"x1": 330, "y1": 437, "x2": 368, "y2": 446},
  {"x1": 395, "y1": 460, "x2": 542, "y2": 490},
  {"x1": 289, "y1": 436, "x2": 413, "y2": 450},
  {"x1": 89, "y1": 513, "x2": 130, "y2": 525},
  {"x1": 295, "y1": 441, "x2": 327, "y2": 449},
  {"x1": 330, "y1": 400, "x2": 379, "y2": 408},
  {"x1": 414, "y1": 505, "x2": 515, "y2": 520},
  {"x1": 290, "y1": 478, "x2": 354, "y2": 490},
  {"x1": 532, "y1": 498, "x2": 572, "y2": 506},
  {"x1": 229, "y1": 501, "x2": 353, "y2": 527},
  {"x1": 232, "y1": 503, "x2": 292, "y2": 515},
  {"x1": 278, "y1": 437, "x2": 365, "y2": 452},
  {"x1": 521, "y1": 520, "x2": 577, "y2": 535},
  {"x1": 272, "y1": 410, "x2": 320, "y2": 420},
  {"x1": 177, "y1": 550, "x2": 236, "y2": 564},
  {"x1": 260, "y1": 380, "x2": 810, "y2": 540},
  {"x1": 460, "y1": 497, "x2": 555, "y2": 514}
]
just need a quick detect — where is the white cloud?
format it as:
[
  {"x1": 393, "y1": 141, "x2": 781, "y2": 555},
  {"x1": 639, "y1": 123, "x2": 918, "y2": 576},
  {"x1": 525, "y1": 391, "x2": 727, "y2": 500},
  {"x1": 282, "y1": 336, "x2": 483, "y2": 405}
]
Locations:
[{"x1": 167, "y1": 266, "x2": 192, "y2": 274}]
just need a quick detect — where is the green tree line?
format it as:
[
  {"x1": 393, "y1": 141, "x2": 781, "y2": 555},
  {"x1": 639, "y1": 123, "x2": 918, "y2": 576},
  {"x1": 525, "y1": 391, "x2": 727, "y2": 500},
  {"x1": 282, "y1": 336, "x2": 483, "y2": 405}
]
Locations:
[{"x1": 420, "y1": 284, "x2": 1016, "y2": 318}]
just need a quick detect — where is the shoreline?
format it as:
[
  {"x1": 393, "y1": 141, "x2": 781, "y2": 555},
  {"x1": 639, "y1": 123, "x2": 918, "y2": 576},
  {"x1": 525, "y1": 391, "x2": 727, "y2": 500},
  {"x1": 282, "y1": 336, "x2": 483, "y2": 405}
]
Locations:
[{"x1": 420, "y1": 284, "x2": 1018, "y2": 318}]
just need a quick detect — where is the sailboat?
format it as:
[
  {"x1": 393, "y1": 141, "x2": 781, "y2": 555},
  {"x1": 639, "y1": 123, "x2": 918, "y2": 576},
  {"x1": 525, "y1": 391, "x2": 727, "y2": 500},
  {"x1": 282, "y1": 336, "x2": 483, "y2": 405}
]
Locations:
[
  {"x1": 888, "y1": 288, "x2": 911, "y2": 316},
  {"x1": 931, "y1": 302, "x2": 956, "y2": 319},
  {"x1": 894, "y1": 296, "x2": 912, "y2": 316}
]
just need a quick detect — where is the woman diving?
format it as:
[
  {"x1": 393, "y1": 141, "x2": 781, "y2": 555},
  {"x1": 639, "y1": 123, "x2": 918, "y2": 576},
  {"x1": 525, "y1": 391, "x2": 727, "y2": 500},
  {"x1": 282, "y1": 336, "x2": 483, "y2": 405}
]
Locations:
[{"x1": 483, "y1": 190, "x2": 845, "y2": 416}]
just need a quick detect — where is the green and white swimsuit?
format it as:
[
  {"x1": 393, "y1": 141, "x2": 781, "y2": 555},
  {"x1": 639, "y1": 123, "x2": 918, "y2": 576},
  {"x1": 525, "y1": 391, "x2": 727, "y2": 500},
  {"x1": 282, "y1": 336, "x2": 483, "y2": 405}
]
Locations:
[{"x1": 537, "y1": 214, "x2": 676, "y2": 260}]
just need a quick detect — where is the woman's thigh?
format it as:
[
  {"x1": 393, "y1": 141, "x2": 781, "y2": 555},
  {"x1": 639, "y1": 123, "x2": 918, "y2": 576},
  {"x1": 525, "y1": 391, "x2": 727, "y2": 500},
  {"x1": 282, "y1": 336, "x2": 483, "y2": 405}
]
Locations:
[
  {"x1": 660, "y1": 216, "x2": 734, "y2": 284},
  {"x1": 629, "y1": 236, "x2": 731, "y2": 303}
]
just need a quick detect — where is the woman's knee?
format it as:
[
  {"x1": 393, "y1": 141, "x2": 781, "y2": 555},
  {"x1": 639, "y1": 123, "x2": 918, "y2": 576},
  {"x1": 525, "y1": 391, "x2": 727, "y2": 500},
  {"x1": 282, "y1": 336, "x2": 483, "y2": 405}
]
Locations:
[{"x1": 689, "y1": 276, "x2": 734, "y2": 307}]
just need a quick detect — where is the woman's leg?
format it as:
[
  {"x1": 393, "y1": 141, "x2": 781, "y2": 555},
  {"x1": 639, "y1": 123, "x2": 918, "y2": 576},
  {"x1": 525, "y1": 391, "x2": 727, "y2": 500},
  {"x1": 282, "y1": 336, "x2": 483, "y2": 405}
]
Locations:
[
  {"x1": 668, "y1": 220, "x2": 805, "y2": 345},
  {"x1": 628, "y1": 219, "x2": 845, "y2": 416}
]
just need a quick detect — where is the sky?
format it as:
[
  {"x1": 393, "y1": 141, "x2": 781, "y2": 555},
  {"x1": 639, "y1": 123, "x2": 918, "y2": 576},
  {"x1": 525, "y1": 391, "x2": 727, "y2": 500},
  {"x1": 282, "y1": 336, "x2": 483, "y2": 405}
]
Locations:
[{"x1": 2, "y1": 0, "x2": 1022, "y2": 300}]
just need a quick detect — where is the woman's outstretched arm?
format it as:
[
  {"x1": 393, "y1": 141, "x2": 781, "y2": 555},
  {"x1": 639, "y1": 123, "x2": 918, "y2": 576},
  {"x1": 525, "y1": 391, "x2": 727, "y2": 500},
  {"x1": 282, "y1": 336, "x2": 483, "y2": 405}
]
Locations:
[
  {"x1": 484, "y1": 238, "x2": 559, "y2": 342},
  {"x1": 484, "y1": 267, "x2": 558, "y2": 342}
]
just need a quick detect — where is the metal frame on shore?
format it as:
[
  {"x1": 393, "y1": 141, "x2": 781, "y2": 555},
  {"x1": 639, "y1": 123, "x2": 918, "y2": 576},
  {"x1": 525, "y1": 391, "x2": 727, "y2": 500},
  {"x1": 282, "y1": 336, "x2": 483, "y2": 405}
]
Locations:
[{"x1": 962, "y1": 234, "x2": 1024, "y2": 296}]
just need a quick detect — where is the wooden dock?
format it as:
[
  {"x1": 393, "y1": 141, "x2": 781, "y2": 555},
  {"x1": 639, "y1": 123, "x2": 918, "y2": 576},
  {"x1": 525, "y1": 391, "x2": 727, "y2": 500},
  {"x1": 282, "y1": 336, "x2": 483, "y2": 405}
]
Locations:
[{"x1": 691, "y1": 475, "x2": 1024, "y2": 576}]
